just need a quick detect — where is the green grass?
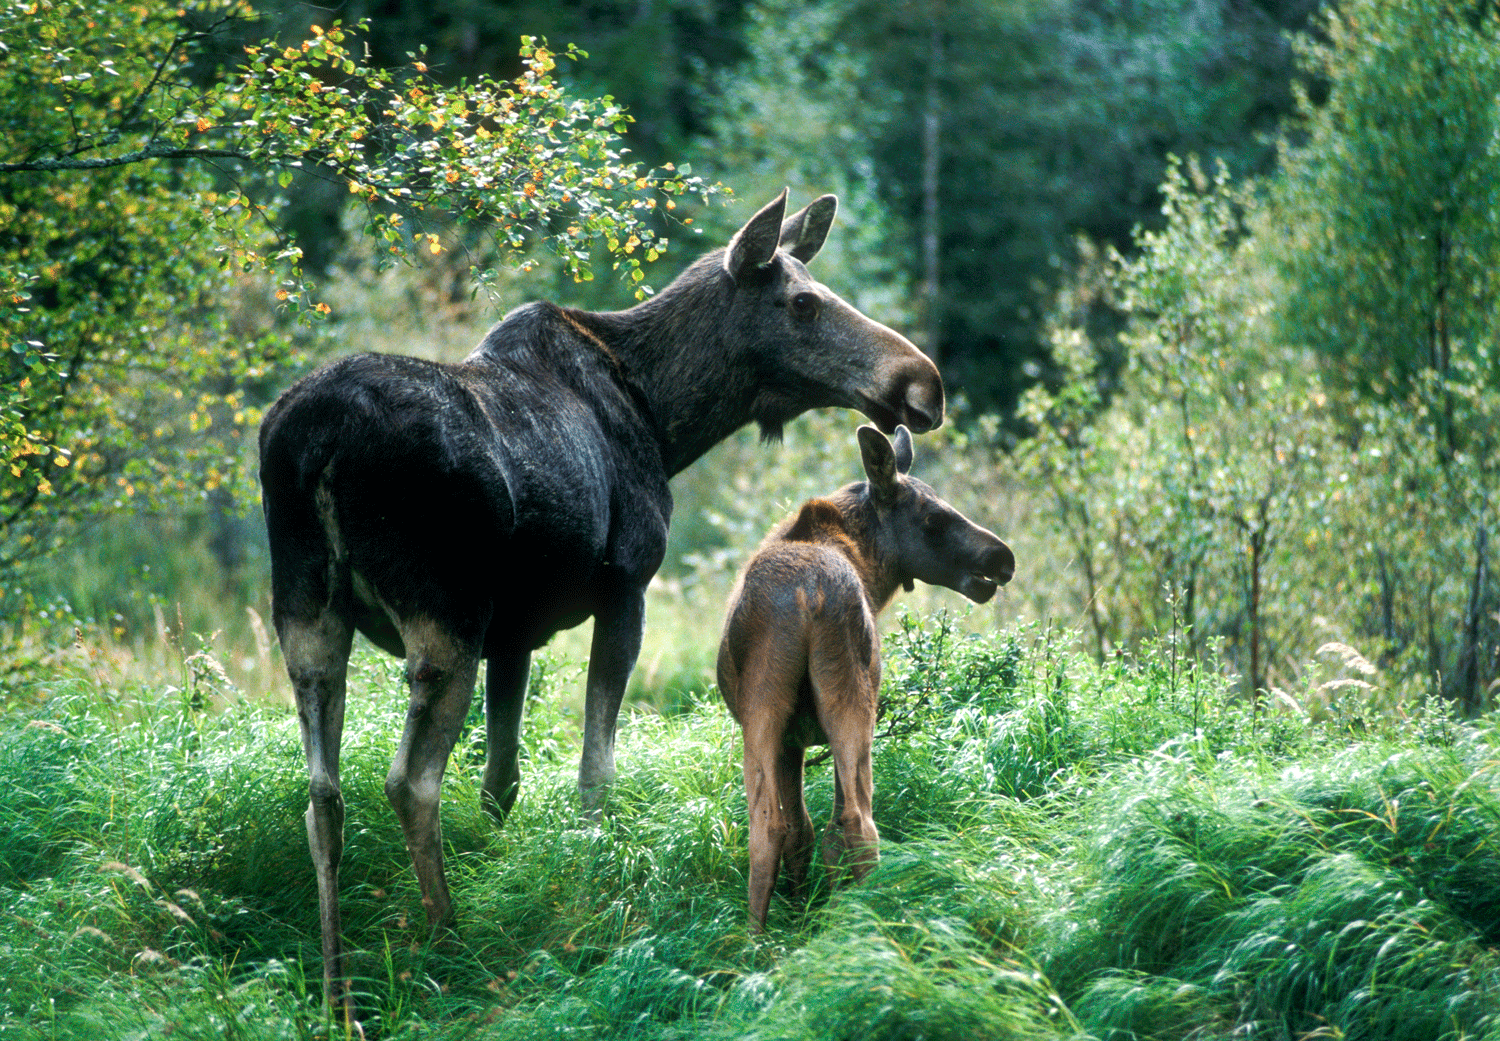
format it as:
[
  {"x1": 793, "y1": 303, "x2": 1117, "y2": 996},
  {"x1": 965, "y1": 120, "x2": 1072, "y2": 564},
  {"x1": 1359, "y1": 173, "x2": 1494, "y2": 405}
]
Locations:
[
  {"x1": 1, "y1": 616, "x2": 1497, "y2": 1041},
  {"x1": 1052, "y1": 739, "x2": 1500, "y2": 1040}
]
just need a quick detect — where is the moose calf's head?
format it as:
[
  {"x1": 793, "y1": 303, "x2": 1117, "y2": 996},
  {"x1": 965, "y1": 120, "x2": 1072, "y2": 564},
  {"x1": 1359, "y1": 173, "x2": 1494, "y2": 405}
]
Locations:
[
  {"x1": 718, "y1": 191, "x2": 944, "y2": 439},
  {"x1": 857, "y1": 424, "x2": 1015, "y2": 603}
]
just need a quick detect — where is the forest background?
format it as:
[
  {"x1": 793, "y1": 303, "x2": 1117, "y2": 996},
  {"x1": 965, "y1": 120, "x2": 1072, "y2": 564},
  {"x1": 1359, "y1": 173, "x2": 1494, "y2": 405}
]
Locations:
[
  {"x1": 3, "y1": 1, "x2": 1500, "y2": 1039},
  {"x1": 3, "y1": 0, "x2": 1495, "y2": 712}
]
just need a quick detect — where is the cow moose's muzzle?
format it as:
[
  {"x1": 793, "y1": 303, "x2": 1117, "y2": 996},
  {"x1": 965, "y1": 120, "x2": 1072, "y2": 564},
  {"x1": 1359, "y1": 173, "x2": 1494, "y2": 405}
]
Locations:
[
  {"x1": 833, "y1": 302, "x2": 944, "y2": 434},
  {"x1": 858, "y1": 370, "x2": 944, "y2": 435}
]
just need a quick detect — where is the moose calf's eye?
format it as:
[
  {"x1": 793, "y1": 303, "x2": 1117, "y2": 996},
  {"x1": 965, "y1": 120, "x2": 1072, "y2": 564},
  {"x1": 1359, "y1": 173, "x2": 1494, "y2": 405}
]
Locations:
[{"x1": 790, "y1": 292, "x2": 818, "y2": 320}]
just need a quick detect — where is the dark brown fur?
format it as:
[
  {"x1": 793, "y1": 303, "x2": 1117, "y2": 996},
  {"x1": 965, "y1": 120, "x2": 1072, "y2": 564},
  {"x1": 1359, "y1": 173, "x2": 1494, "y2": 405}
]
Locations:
[
  {"x1": 257, "y1": 192, "x2": 945, "y2": 1016},
  {"x1": 717, "y1": 425, "x2": 1014, "y2": 931}
]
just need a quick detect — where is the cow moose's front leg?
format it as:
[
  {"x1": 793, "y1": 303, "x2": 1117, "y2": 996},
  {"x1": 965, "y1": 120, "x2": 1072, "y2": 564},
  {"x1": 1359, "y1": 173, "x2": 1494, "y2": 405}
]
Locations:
[
  {"x1": 481, "y1": 651, "x2": 531, "y2": 824},
  {"x1": 385, "y1": 622, "x2": 482, "y2": 935},
  {"x1": 579, "y1": 589, "x2": 646, "y2": 817}
]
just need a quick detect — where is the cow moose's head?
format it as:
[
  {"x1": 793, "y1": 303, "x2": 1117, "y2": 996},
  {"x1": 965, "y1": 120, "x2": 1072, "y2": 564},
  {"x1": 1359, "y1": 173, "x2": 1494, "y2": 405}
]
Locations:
[{"x1": 716, "y1": 191, "x2": 945, "y2": 440}]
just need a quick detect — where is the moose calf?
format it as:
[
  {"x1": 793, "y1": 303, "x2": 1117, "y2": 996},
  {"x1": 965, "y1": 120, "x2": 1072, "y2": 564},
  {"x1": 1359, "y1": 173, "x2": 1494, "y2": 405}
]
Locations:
[{"x1": 717, "y1": 424, "x2": 1014, "y2": 930}]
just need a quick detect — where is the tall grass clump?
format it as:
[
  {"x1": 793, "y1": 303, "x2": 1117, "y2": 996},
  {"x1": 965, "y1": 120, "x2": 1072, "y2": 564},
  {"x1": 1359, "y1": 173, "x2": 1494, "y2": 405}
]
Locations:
[
  {"x1": 1051, "y1": 735, "x2": 1500, "y2": 1040},
  {"x1": 716, "y1": 905, "x2": 1074, "y2": 1041},
  {"x1": 3, "y1": 610, "x2": 1498, "y2": 1040}
]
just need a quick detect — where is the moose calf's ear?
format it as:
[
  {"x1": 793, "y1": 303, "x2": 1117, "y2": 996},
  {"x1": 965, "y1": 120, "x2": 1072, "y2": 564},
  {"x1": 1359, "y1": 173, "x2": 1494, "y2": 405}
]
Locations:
[
  {"x1": 892, "y1": 424, "x2": 914, "y2": 475},
  {"x1": 857, "y1": 424, "x2": 899, "y2": 502},
  {"x1": 725, "y1": 189, "x2": 789, "y2": 281},
  {"x1": 779, "y1": 195, "x2": 838, "y2": 263}
]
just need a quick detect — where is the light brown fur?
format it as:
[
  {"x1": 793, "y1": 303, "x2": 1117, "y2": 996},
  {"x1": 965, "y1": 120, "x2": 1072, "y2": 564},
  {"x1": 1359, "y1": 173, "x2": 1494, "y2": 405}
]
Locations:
[{"x1": 718, "y1": 425, "x2": 1015, "y2": 930}]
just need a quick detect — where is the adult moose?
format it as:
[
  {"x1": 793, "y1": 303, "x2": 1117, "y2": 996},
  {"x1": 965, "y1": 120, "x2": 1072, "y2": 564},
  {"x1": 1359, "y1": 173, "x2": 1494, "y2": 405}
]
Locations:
[
  {"x1": 258, "y1": 191, "x2": 943, "y2": 1013},
  {"x1": 717, "y1": 424, "x2": 1014, "y2": 931}
]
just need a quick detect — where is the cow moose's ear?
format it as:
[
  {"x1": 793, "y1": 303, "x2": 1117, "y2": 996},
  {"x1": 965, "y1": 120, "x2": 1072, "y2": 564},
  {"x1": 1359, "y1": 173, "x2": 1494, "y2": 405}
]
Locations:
[
  {"x1": 779, "y1": 194, "x2": 838, "y2": 263},
  {"x1": 892, "y1": 425, "x2": 914, "y2": 475},
  {"x1": 725, "y1": 189, "x2": 788, "y2": 281},
  {"x1": 857, "y1": 424, "x2": 899, "y2": 503}
]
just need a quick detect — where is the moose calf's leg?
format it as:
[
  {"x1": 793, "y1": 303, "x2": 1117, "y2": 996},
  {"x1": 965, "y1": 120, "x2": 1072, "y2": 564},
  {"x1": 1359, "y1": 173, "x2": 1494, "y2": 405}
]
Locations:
[
  {"x1": 386, "y1": 621, "x2": 481, "y2": 934},
  {"x1": 810, "y1": 642, "x2": 879, "y2": 887},
  {"x1": 774, "y1": 744, "x2": 815, "y2": 903},
  {"x1": 821, "y1": 741, "x2": 879, "y2": 885},
  {"x1": 481, "y1": 651, "x2": 530, "y2": 824},
  {"x1": 281, "y1": 612, "x2": 356, "y2": 1017},
  {"x1": 743, "y1": 715, "x2": 794, "y2": 932}
]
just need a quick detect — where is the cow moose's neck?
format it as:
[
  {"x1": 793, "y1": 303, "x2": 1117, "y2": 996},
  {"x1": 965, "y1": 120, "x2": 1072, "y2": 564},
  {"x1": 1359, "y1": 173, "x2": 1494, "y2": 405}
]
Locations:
[
  {"x1": 548, "y1": 255, "x2": 782, "y2": 476},
  {"x1": 542, "y1": 219, "x2": 941, "y2": 477}
]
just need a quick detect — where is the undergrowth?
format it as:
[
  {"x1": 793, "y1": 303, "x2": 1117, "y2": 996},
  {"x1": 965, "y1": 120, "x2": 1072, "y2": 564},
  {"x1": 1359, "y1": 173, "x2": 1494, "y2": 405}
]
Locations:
[{"x1": 1, "y1": 614, "x2": 1496, "y2": 1040}]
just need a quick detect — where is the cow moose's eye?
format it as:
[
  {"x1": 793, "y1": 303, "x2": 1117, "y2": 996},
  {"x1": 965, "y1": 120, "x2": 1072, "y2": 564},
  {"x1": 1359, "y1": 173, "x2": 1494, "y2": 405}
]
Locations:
[
  {"x1": 790, "y1": 292, "x2": 819, "y2": 320},
  {"x1": 921, "y1": 511, "x2": 952, "y2": 536}
]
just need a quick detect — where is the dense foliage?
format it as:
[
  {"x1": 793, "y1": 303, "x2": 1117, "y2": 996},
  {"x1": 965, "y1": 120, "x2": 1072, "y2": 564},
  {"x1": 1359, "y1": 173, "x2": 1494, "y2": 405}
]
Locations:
[
  {"x1": 1, "y1": 0, "x2": 715, "y2": 575},
  {"x1": 1273, "y1": 0, "x2": 1500, "y2": 405},
  {"x1": 1016, "y1": 0, "x2": 1499, "y2": 712}
]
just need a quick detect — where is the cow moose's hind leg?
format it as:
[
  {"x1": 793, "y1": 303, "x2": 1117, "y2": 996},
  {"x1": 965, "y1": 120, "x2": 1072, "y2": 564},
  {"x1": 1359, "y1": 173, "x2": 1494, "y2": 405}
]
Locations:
[
  {"x1": 384, "y1": 618, "x2": 483, "y2": 935},
  {"x1": 279, "y1": 609, "x2": 357, "y2": 1020},
  {"x1": 578, "y1": 592, "x2": 647, "y2": 817}
]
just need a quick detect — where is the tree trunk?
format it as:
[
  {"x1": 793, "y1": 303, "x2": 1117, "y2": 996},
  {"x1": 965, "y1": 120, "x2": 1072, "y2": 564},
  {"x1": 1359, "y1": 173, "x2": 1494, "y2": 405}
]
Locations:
[
  {"x1": 920, "y1": 2, "x2": 943, "y2": 364},
  {"x1": 1376, "y1": 548, "x2": 1397, "y2": 666},
  {"x1": 1430, "y1": 224, "x2": 1456, "y2": 459},
  {"x1": 1448, "y1": 520, "x2": 1489, "y2": 717},
  {"x1": 1247, "y1": 525, "x2": 1265, "y2": 707}
]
